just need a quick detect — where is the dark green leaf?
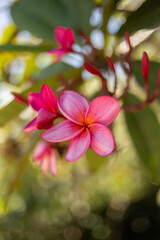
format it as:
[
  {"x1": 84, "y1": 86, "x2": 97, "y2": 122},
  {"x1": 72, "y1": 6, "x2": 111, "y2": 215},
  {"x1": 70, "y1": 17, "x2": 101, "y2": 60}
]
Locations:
[
  {"x1": 119, "y1": 0, "x2": 160, "y2": 36},
  {"x1": 133, "y1": 60, "x2": 160, "y2": 100},
  {"x1": 11, "y1": 0, "x2": 93, "y2": 41},
  {"x1": 124, "y1": 94, "x2": 160, "y2": 180}
]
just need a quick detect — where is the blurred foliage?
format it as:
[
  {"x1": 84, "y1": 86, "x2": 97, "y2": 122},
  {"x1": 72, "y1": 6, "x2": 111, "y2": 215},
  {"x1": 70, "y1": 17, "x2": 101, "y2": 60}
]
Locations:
[{"x1": 0, "y1": 0, "x2": 160, "y2": 239}]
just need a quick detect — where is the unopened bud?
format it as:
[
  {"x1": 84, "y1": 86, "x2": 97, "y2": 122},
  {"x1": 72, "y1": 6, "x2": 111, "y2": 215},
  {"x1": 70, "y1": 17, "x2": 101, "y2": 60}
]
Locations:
[
  {"x1": 106, "y1": 57, "x2": 115, "y2": 72},
  {"x1": 125, "y1": 31, "x2": 132, "y2": 51},
  {"x1": 141, "y1": 51, "x2": 149, "y2": 80},
  {"x1": 83, "y1": 63, "x2": 102, "y2": 78},
  {"x1": 12, "y1": 92, "x2": 28, "y2": 105}
]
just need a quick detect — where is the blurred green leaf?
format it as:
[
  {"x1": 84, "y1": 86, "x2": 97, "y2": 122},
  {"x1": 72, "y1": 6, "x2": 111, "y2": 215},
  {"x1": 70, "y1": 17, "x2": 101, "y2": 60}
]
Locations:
[
  {"x1": 0, "y1": 44, "x2": 52, "y2": 52},
  {"x1": 11, "y1": 0, "x2": 93, "y2": 41},
  {"x1": 118, "y1": 0, "x2": 160, "y2": 36},
  {"x1": 133, "y1": 61, "x2": 160, "y2": 100},
  {"x1": 35, "y1": 62, "x2": 75, "y2": 81},
  {"x1": 86, "y1": 148, "x2": 108, "y2": 172},
  {"x1": 124, "y1": 94, "x2": 160, "y2": 180}
]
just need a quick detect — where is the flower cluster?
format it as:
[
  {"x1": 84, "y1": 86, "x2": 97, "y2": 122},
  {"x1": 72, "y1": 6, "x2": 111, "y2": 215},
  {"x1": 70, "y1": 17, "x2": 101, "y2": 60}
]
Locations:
[
  {"x1": 12, "y1": 26, "x2": 159, "y2": 177},
  {"x1": 25, "y1": 84, "x2": 120, "y2": 164}
]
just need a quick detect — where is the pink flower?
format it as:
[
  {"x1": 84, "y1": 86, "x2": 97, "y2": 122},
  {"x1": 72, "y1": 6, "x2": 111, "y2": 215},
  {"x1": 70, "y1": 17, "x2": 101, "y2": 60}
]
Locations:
[
  {"x1": 33, "y1": 140, "x2": 57, "y2": 176},
  {"x1": 24, "y1": 84, "x2": 58, "y2": 132},
  {"x1": 41, "y1": 91, "x2": 120, "y2": 162},
  {"x1": 48, "y1": 26, "x2": 75, "y2": 63}
]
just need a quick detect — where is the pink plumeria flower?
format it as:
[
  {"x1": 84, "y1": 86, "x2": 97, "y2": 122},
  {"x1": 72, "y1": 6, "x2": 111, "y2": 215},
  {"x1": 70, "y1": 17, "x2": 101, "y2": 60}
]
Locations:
[
  {"x1": 33, "y1": 140, "x2": 57, "y2": 176},
  {"x1": 41, "y1": 91, "x2": 120, "y2": 162},
  {"x1": 48, "y1": 26, "x2": 75, "y2": 63},
  {"x1": 24, "y1": 84, "x2": 58, "y2": 132}
]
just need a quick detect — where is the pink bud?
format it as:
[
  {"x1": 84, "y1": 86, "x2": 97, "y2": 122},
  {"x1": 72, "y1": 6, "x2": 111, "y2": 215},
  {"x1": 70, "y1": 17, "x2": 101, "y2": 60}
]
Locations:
[
  {"x1": 106, "y1": 57, "x2": 115, "y2": 72},
  {"x1": 141, "y1": 52, "x2": 149, "y2": 80},
  {"x1": 12, "y1": 92, "x2": 28, "y2": 105},
  {"x1": 125, "y1": 31, "x2": 132, "y2": 50},
  {"x1": 83, "y1": 63, "x2": 102, "y2": 78}
]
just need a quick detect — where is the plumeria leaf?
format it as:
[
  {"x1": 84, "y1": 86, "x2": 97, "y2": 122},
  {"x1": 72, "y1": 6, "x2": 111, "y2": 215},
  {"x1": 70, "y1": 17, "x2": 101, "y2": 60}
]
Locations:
[
  {"x1": 118, "y1": 0, "x2": 160, "y2": 36},
  {"x1": 133, "y1": 60, "x2": 160, "y2": 100},
  {"x1": 11, "y1": 0, "x2": 93, "y2": 41},
  {"x1": 124, "y1": 94, "x2": 160, "y2": 181}
]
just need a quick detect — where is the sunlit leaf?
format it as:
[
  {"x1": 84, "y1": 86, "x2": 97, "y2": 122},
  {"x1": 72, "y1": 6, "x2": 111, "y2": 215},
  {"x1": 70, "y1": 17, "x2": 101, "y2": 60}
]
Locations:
[{"x1": 119, "y1": 0, "x2": 160, "y2": 36}]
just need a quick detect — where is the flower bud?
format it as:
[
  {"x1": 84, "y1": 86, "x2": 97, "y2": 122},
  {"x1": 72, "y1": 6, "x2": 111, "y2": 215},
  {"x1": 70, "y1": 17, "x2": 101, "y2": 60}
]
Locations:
[
  {"x1": 125, "y1": 31, "x2": 132, "y2": 50},
  {"x1": 12, "y1": 92, "x2": 28, "y2": 105},
  {"x1": 141, "y1": 51, "x2": 149, "y2": 80},
  {"x1": 83, "y1": 63, "x2": 102, "y2": 78},
  {"x1": 106, "y1": 57, "x2": 115, "y2": 72}
]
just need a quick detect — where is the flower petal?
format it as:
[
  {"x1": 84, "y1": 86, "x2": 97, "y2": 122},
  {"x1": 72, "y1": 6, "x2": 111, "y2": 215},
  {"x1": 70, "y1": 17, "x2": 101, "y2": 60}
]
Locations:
[
  {"x1": 36, "y1": 108, "x2": 56, "y2": 130},
  {"x1": 48, "y1": 48, "x2": 66, "y2": 63},
  {"x1": 41, "y1": 120, "x2": 83, "y2": 142},
  {"x1": 89, "y1": 123, "x2": 115, "y2": 156},
  {"x1": 58, "y1": 91, "x2": 88, "y2": 125},
  {"x1": 49, "y1": 149, "x2": 57, "y2": 176},
  {"x1": 54, "y1": 26, "x2": 67, "y2": 46},
  {"x1": 41, "y1": 155, "x2": 50, "y2": 174},
  {"x1": 24, "y1": 117, "x2": 37, "y2": 132},
  {"x1": 33, "y1": 140, "x2": 50, "y2": 160},
  {"x1": 28, "y1": 92, "x2": 45, "y2": 111},
  {"x1": 63, "y1": 28, "x2": 75, "y2": 50},
  {"x1": 40, "y1": 84, "x2": 58, "y2": 112},
  {"x1": 65, "y1": 129, "x2": 90, "y2": 161},
  {"x1": 86, "y1": 96, "x2": 120, "y2": 126}
]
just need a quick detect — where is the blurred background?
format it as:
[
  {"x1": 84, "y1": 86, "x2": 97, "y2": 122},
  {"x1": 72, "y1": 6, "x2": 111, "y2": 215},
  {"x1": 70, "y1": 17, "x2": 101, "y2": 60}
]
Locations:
[{"x1": 0, "y1": 0, "x2": 160, "y2": 239}]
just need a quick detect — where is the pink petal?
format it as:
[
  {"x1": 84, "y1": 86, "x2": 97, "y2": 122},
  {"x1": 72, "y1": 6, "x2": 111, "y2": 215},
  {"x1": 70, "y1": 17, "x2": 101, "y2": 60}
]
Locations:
[
  {"x1": 65, "y1": 129, "x2": 90, "y2": 161},
  {"x1": 63, "y1": 28, "x2": 75, "y2": 50},
  {"x1": 48, "y1": 48, "x2": 66, "y2": 63},
  {"x1": 49, "y1": 149, "x2": 57, "y2": 176},
  {"x1": 58, "y1": 91, "x2": 88, "y2": 125},
  {"x1": 36, "y1": 108, "x2": 56, "y2": 130},
  {"x1": 40, "y1": 84, "x2": 58, "y2": 112},
  {"x1": 41, "y1": 155, "x2": 50, "y2": 174},
  {"x1": 86, "y1": 96, "x2": 120, "y2": 126},
  {"x1": 24, "y1": 117, "x2": 37, "y2": 132},
  {"x1": 89, "y1": 123, "x2": 115, "y2": 156},
  {"x1": 33, "y1": 140, "x2": 50, "y2": 160},
  {"x1": 41, "y1": 120, "x2": 83, "y2": 142},
  {"x1": 54, "y1": 26, "x2": 67, "y2": 46},
  {"x1": 28, "y1": 92, "x2": 45, "y2": 111}
]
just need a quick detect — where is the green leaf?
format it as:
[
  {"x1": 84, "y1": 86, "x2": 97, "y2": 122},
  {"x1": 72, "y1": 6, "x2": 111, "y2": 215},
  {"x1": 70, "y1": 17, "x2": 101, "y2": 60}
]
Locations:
[
  {"x1": 11, "y1": 0, "x2": 93, "y2": 41},
  {"x1": 86, "y1": 148, "x2": 108, "y2": 172},
  {"x1": 35, "y1": 62, "x2": 75, "y2": 81},
  {"x1": 118, "y1": 0, "x2": 160, "y2": 36},
  {"x1": 133, "y1": 60, "x2": 160, "y2": 100},
  {"x1": 0, "y1": 44, "x2": 52, "y2": 52},
  {"x1": 124, "y1": 94, "x2": 160, "y2": 180}
]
